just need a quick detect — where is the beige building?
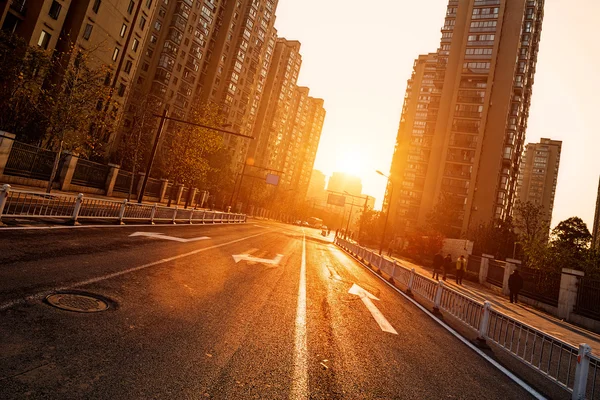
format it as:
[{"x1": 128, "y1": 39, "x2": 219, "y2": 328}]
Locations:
[
  {"x1": 385, "y1": 0, "x2": 545, "y2": 238},
  {"x1": 1, "y1": 0, "x2": 158, "y2": 148},
  {"x1": 249, "y1": 38, "x2": 302, "y2": 169},
  {"x1": 516, "y1": 138, "x2": 561, "y2": 224},
  {"x1": 125, "y1": 0, "x2": 279, "y2": 171}
]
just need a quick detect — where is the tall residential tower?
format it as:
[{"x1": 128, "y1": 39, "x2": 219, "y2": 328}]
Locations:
[{"x1": 386, "y1": 0, "x2": 544, "y2": 238}]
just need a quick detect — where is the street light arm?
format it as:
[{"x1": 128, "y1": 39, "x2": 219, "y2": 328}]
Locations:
[{"x1": 152, "y1": 114, "x2": 254, "y2": 139}]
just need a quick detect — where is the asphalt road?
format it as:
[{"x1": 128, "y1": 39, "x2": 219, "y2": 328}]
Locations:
[{"x1": 0, "y1": 221, "x2": 536, "y2": 399}]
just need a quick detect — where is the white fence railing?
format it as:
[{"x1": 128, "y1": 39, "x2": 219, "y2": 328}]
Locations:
[
  {"x1": 335, "y1": 236, "x2": 599, "y2": 400},
  {"x1": 0, "y1": 185, "x2": 246, "y2": 225}
]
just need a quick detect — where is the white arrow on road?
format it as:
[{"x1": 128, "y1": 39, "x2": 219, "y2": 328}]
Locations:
[
  {"x1": 232, "y1": 253, "x2": 284, "y2": 266},
  {"x1": 129, "y1": 232, "x2": 210, "y2": 243},
  {"x1": 348, "y1": 284, "x2": 398, "y2": 335}
]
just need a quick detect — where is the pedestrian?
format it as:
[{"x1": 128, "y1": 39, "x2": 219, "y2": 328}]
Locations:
[
  {"x1": 455, "y1": 255, "x2": 467, "y2": 285},
  {"x1": 432, "y1": 252, "x2": 444, "y2": 280},
  {"x1": 508, "y1": 269, "x2": 524, "y2": 304},
  {"x1": 443, "y1": 254, "x2": 452, "y2": 281}
]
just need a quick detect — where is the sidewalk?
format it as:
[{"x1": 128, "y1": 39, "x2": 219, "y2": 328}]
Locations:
[{"x1": 357, "y1": 242, "x2": 600, "y2": 355}]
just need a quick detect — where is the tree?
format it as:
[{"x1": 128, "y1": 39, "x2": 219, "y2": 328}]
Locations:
[
  {"x1": 513, "y1": 201, "x2": 549, "y2": 269},
  {"x1": 469, "y1": 218, "x2": 517, "y2": 260},
  {"x1": 403, "y1": 228, "x2": 445, "y2": 264},
  {"x1": 0, "y1": 31, "x2": 51, "y2": 141},
  {"x1": 427, "y1": 192, "x2": 463, "y2": 238},
  {"x1": 164, "y1": 102, "x2": 225, "y2": 198},
  {"x1": 41, "y1": 46, "x2": 116, "y2": 158},
  {"x1": 551, "y1": 217, "x2": 592, "y2": 252},
  {"x1": 114, "y1": 94, "x2": 161, "y2": 200}
]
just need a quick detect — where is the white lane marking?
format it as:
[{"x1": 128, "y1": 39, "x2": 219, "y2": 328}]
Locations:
[
  {"x1": 337, "y1": 246, "x2": 546, "y2": 400},
  {"x1": 290, "y1": 231, "x2": 308, "y2": 399},
  {"x1": 348, "y1": 284, "x2": 398, "y2": 335},
  {"x1": 129, "y1": 232, "x2": 210, "y2": 242},
  {"x1": 232, "y1": 253, "x2": 283, "y2": 266},
  {"x1": 0, "y1": 230, "x2": 273, "y2": 312}
]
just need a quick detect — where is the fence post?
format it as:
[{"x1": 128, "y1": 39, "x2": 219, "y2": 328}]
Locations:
[
  {"x1": 150, "y1": 203, "x2": 157, "y2": 224},
  {"x1": 70, "y1": 193, "x2": 84, "y2": 225},
  {"x1": 407, "y1": 268, "x2": 415, "y2": 296},
  {"x1": 475, "y1": 301, "x2": 492, "y2": 348},
  {"x1": 117, "y1": 199, "x2": 127, "y2": 225},
  {"x1": 189, "y1": 209, "x2": 194, "y2": 224},
  {"x1": 0, "y1": 184, "x2": 10, "y2": 225},
  {"x1": 433, "y1": 280, "x2": 444, "y2": 315},
  {"x1": 172, "y1": 206, "x2": 178, "y2": 224},
  {"x1": 572, "y1": 343, "x2": 592, "y2": 400}
]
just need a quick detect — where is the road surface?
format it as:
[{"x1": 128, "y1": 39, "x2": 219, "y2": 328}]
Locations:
[{"x1": 0, "y1": 221, "x2": 536, "y2": 399}]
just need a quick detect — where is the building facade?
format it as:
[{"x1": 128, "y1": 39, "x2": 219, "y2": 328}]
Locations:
[
  {"x1": 516, "y1": 138, "x2": 561, "y2": 224},
  {"x1": 123, "y1": 0, "x2": 279, "y2": 169},
  {"x1": 385, "y1": 0, "x2": 545, "y2": 238},
  {"x1": 1, "y1": 0, "x2": 159, "y2": 148}
]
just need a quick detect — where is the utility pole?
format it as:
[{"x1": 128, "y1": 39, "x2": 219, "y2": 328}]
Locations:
[
  {"x1": 137, "y1": 109, "x2": 168, "y2": 203},
  {"x1": 137, "y1": 111, "x2": 254, "y2": 204}
]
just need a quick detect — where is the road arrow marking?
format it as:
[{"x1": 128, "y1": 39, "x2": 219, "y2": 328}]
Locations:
[
  {"x1": 348, "y1": 284, "x2": 398, "y2": 335},
  {"x1": 129, "y1": 232, "x2": 210, "y2": 243},
  {"x1": 232, "y1": 253, "x2": 284, "y2": 266}
]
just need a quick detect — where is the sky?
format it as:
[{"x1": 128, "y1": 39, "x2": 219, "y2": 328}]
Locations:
[{"x1": 274, "y1": 0, "x2": 600, "y2": 230}]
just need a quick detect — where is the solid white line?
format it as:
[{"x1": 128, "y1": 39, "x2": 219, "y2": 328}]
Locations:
[
  {"x1": 290, "y1": 231, "x2": 308, "y2": 399},
  {"x1": 335, "y1": 245, "x2": 546, "y2": 400},
  {"x1": 0, "y1": 230, "x2": 273, "y2": 312}
]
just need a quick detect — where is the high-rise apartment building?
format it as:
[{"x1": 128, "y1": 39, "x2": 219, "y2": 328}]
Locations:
[
  {"x1": 386, "y1": 0, "x2": 544, "y2": 238},
  {"x1": 249, "y1": 38, "x2": 302, "y2": 169},
  {"x1": 327, "y1": 172, "x2": 362, "y2": 197},
  {"x1": 1, "y1": 0, "x2": 158, "y2": 148},
  {"x1": 516, "y1": 138, "x2": 561, "y2": 224},
  {"x1": 124, "y1": 0, "x2": 279, "y2": 169}
]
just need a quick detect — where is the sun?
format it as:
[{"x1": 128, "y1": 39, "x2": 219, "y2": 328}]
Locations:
[{"x1": 337, "y1": 149, "x2": 366, "y2": 176}]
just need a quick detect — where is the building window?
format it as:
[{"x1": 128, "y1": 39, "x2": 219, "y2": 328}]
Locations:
[
  {"x1": 127, "y1": 0, "x2": 135, "y2": 14},
  {"x1": 139, "y1": 16, "x2": 147, "y2": 30},
  {"x1": 146, "y1": 0, "x2": 153, "y2": 8},
  {"x1": 83, "y1": 24, "x2": 93, "y2": 40},
  {"x1": 131, "y1": 38, "x2": 139, "y2": 52},
  {"x1": 92, "y1": 0, "x2": 101, "y2": 13},
  {"x1": 141, "y1": 62, "x2": 149, "y2": 71},
  {"x1": 120, "y1": 24, "x2": 127, "y2": 37},
  {"x1": 38, "y1": 30, "x2": 51, "y2": 49},
  {"x1": 118, "y1": 83, "x2": 126, "y2": 97},
  {"x1": 49, "y1": 1, "x2": 62, "y2": 19},
  {"x1": 154, "y1": 21, "x2": 162, "y2": 31},
  {"x1": 112, "y1": 47, "x2": 120, "y2": 61},
  {"x1": 124, "y1": 60, "x2": 133, "y2": 73}
]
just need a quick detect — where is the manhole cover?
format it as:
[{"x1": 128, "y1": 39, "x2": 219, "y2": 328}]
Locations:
[{"x1": 46, "y1": 293, "x2": 109, "y2": 313}]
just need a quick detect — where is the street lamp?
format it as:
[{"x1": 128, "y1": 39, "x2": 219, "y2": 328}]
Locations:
[
  {"x1": 343, "y1": 191, "x2": 357, "y2": 240},
  {"x1": 376, "y1": 170, "x2": 394, "y2": 256}
]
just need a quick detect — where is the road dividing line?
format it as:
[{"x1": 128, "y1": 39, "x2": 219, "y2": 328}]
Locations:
[
  {"x1": 0, "y1": 230, "x2": 274, "y2": 312},
  {"x1": 348, "y1": 284, "x2": 398, "y2": 335},
  {"x1": 290, "y1": 232, "x2": 308, "y2": 399}
]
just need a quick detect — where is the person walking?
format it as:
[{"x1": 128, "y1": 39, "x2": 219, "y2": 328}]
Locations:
[
  {"x1": 455, "y1": 255, "x2": 467, "y2": 285},
  {"x1": 443, "y1": 254, "x2": 452, "y2": 281},
  {"x1": 432, "y1": 252, "x2": 444, "y2": 280},
  {"x1": 508, "y1": 269, "x2": 524, "y2": 304}
]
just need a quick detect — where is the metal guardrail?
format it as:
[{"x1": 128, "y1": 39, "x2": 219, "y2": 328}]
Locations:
[
  {"x1": 0, "y1": 185, "x2": 246, "y2": 225},
  {"x1": 335, "y1": 237, "x2": 597, "y2": 400},
  {"x1": 576, "y1": 277, "x2": 600, "y2": 321}
]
